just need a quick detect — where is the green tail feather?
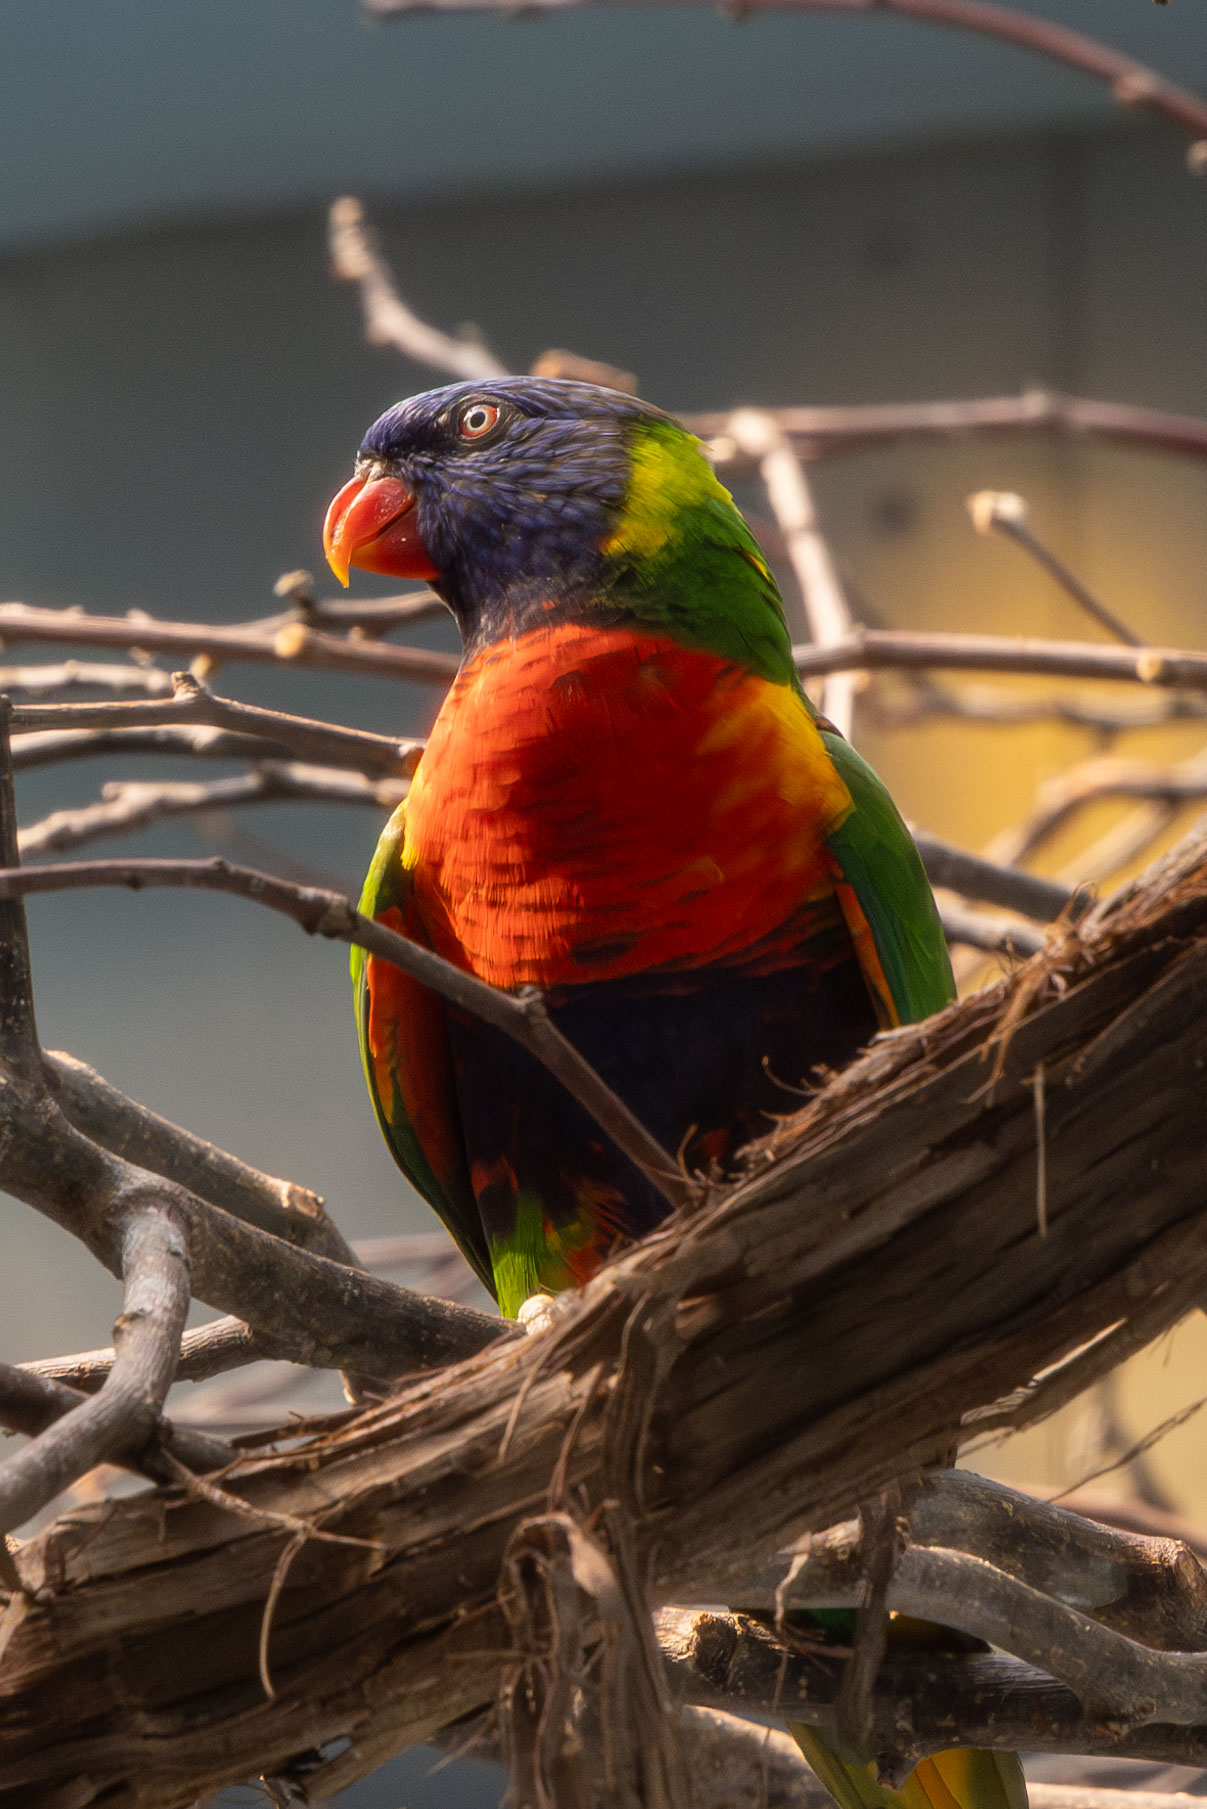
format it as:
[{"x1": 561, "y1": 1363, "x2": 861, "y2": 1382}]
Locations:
[{"x1": 787, "y1": 1727, "x2": 1028, "y2": 1809}]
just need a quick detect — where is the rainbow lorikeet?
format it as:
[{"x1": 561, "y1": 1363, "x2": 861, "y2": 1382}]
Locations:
[{"x1": 324, "y1": 377, "x2": 1024, "y2": 1809}]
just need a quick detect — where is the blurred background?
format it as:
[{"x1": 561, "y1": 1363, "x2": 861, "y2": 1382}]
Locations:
[{"x1": 3, "y1": 2, "x2": 1207, "y2": 1801}]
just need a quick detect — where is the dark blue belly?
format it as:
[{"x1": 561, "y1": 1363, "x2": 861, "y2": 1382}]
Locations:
[{"x1": 445, "y1": 950, "x2": 878, "y2": 1257}]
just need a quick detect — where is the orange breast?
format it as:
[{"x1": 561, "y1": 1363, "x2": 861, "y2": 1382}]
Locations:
[{"x1": 400, "y1": 623, "x2": 853, "y2": 989}]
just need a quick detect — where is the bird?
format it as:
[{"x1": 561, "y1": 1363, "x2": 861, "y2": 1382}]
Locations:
[{"x1": 323, "y1": 375, "x2": 1024, "y2": 1809}]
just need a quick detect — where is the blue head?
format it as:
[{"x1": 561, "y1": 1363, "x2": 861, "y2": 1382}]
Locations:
[{"x1": 325, "y1": 376, "x2": 674, "y2": 644}]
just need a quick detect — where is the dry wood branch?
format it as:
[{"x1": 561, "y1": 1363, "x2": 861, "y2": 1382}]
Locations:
[
  {"x1": 18, "y1": 763, "x2": 406, "y2": 858},
  {"x1": 0, "y1": 701, "x2": 38, "y2": 1076},
  {"x1": 361, "y1": 0, "x2": 1207, "y2": 159},
  {"x1": 267, "y1": 572, "x2": 447, "y2": 634},
  {"x1": 499, "y1": 1513, "x2": 683, "y2": 1809},
  {"x1": 0, "y1": 1207, "x2": 191, "y2": 1533},
  {"x1": 792, "y1": 629, "x2": 1207, "y2": 691},
  {"x1": 0, "y1": 662, "x2": 176, "y2": 699},
  {"x1": 24, "y1": 1316, "x2": 278, "y2": 1392},
  {"x1": 4, "y1": 827, "x2": 1207, "y2": 1801},
  {"x1": 988, "y1": 750, "x2": 1207, "y2": 871},
  {"x1": 0, "y1": 1361, "x2": 232, "y2": 1479},
  {"x1": 656, "y1": 1611, "x2": 1207, "y2": 1770},
  {"x1": 0, "y1": 602, "x2": 458, "y2": 686},
  {"x1": 0, "y1": 717, "x2": 505, "y2": 1387},
  {"x1": 734, "y1": 1471, "x2": 1207, "y2": 1653},
  {"x1": 23, "y1": 1242, "x2": 469, "y2": 1400},
  {"x1": 866, "y1": 678, "x2": 1207, "y2": 737},
  {"x1": 329, "y1": 197, "x2": 510, "y2": 379},
  {"x1": 728, "y1": 409, "x2": 856, "y2": 735},
  {"x1": 914, "y1": 832, "x2": 1075, "y2": 922},
  {"x1": 41, "y1": 1050, "x2": 356, "y2": 1264},
  {"x1": 937, "y1": 900, "x2": 1047, "y2": 957},
  {"x1": 0, "y1": 854, "x2": 698, "y2": 1213},
  {"x1": 435, "y1": 1701, "x2": 827, "y2": 1808},
  {"x1": 10, "y1": 674, "x2": 422, "y2": 779},
  {"x1": 0, "y1": 1099, "x2": 505, "y2": 1383},
  {"x1": 698, "y1": 390, "x2": 1207, "y2": 468},
  {"x1": 967, "y1": 492, "x2": 1144, "y2": 650}
]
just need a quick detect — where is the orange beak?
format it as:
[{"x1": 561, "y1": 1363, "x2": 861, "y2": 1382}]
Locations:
[{"x1": 323, "y1": 474, "x2": 439, "y2": 586}]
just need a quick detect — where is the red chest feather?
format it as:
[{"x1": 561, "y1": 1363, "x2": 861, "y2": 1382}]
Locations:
[{"x1": 401, "y1": 624, "x2": 852, "y2": 988}]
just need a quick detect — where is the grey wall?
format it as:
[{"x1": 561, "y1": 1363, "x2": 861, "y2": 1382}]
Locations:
[{"x1": 5, "y1": 0, "x2": 1206, "y2": 252}]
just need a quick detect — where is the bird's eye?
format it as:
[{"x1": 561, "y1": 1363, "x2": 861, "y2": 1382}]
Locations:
[{"x1": 457, "y1": 401, "x2": 501, "y2": 441}]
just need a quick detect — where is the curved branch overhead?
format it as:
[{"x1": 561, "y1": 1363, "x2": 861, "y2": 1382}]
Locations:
[{"x1": 362, "y1": 0, "x2": 1207, "y2": 160}]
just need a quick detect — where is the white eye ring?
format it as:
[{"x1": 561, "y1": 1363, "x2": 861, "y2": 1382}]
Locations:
[{"x1": 459, "y1": 401, "x2": 500, "y2": 440}]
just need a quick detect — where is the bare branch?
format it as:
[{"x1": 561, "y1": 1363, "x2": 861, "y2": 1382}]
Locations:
[
  {"x1": 18, "y1": 764, "x2": 406, "y2": 859},
  {"x1": 0, "y1": 662, "x2": 176, "y2": 699},
  {"x1": 695, "y1": 391, "x2": 1207, "y2": 467},
  {"x1": 22, "y1": 1315, "x2": 280, "y2": 1392},
  {"x1": 0, "y1": 855, "x2": 700, "y2": 1214},
  {"x1": 329, "y1": 197, "x2": 510, "y2": 379},
  {"x1": 914, "y1": 831, "x2": 1076, "y2": 923},
  {"x1": 0, "y1": 1205, "x2": 191, "y2": 1533},
  {"x1": 865, "y1": 677, "x2": 1207, "y2": 736},
  {"x1": 657, "y1": 1610, "x2": 1207, "y2": 1770},
  {"x1": 938, "y1": 901, "x2": 1048, "y2": 957},
  {"x1": 42, "y1": 1050, "x2": 357, "y2": 1265},
  {"x1": 11, "y1": 673, "x2": 422, "y2": 779},
  {"x1": 987, "y1": 749, "x2": 1207, "y2": 871},
  {"x1": 11, "y1": 722, "x2": 330, "y2": 773},
  {"x1": 0, "y1": 601, "x2": 459, "y2": 686},
  {"x1": 728, "y1": 409, "x2": 856, "y2": 736},
  {"x1": 0, "y1": 1359, "x2": 232, "y2": 1478},
  {"x1": 362, "y1": 0, "x2": 1207, "y2": 159},
  {"x1": 967, "y1": 492, "x2": 1144, "y2": 649},
  {"x1": 530, "y1": 348, "x2": 639, "y2": 394},
  {"x1": 0, "y1": 700, "x2": 40, "y2": 1075},
  {"x1": 792, "y1": 629, "x2": 1207, "y2": 692},
  {"x1": 268, "y1": 570, "x2": 448, "y2": 635}
]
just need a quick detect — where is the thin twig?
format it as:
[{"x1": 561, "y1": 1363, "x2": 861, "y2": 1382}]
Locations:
[
  {"x1": 0, "y1": 1358, "x2": 232, "y2": 1478},
  {"x1": 0, "y1": 602, "x2": 459, "y2": 686},
  {"x1": 18, "y1": 763, "x2": 407, "y2": 858},
  {"x1": 0, "y1": 855, "x2": 699, "y2": 1214},
  {"x1": 938, "y1": 901, "x2": 1047, "y2": 957},
  {"x1": 913, "y1": 831, "x2": 1075, "y2": 923},
  {"x1": 0, "y1": 1206, "x2": 192, "y2": 1534},
  {"x1": 695, "y1": 391, "x2": 1207, "y2": 467},
  {"x1": 727, "y1": 409, "x2": 856, "y2": 736},
  {"x1": 329, "y1": 197, "x2": 510, "y2": 379},
  {"x1": 0, "y1": 661, "x2": 177, "y2": 698},
  {"x1": 967, "y1": 492, "x2": 1144, "y2": 648},
  {"x1": 42, "y1": 1049, "x2": 357, "y2": 1264},
  {"x1": 987, "y1": 748, "x2": 1207, "y2": 871},
  {"x1": 792, "y1": 629, "x2": 1207, "y2": 691},
  {"x1": 0, "y1": 698, "x2": 40, "y2": 1074},
  {"x1": 10, "y1": 672, "x2": 423, "y2": 778},
  {"x1": 865, "y1": 676, "x2": 1207, "y2": 736},
  {"x1": 1032, "y1": 1061, "x2": 1048, "y2": 1238}
]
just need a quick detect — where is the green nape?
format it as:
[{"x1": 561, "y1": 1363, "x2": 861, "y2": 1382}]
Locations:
[{"x1": 602, "y1": 418, "x2": 800, "y2": 687}]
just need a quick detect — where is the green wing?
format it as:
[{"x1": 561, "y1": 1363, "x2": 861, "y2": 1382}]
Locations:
[
  {"x1": 818, "y1": 727, "x2": 955, "y2": 1026},
  {"x1": 352, "y1": 807, "x2": 495, "y2": 1297},
  {"x1": 789, "y1": 1726, "x2": 1027, "y2": 1809}
]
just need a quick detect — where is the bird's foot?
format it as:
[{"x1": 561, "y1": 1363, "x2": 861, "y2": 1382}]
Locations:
[{"x1": 517, "y1": 1293, "x2": 557, "y2": 1336}]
